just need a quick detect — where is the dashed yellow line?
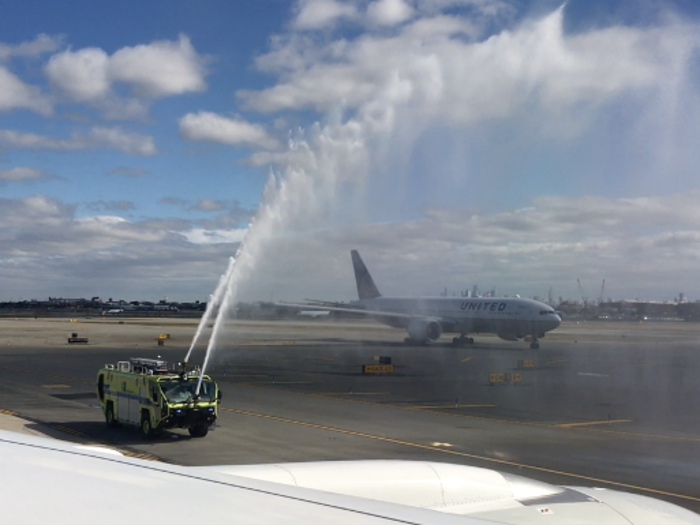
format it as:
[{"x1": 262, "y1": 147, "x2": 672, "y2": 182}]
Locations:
[
  {"x1": 245, "y1": 381, "x2": 314, "y2": 385},
  {"x1": 120, "y1": 451, "x2": 164, "y2": 462},
  {"x1": 556, "y1": 419, "x2": 631, "y2": 428},
  {"x1": 412, "y1": 404, "x2": 496, "y2": 409},
  {"x1": 220, "y1": 379, "x2": 313, "y2": 386},
  {"x1": 235, "y1": 341, "x2": 296, "y2": 347},
  {"x1": 223, "y1": 407, "x2": 700, "y2": 504},
  {"x1": 41, "y1": 384, "x2": 71, "y2": 389},
  {"x1": 3, "y1": 364, "x2": 698, "y2": 444},
  {"x1": 460, "y1": 357, "x2": 473, "y2": 363},
  {"x1": 326, "y1": 392, "x2": 390, "y2": 396},
  {"x1": 238, "y1": 383, "x2": 700, "y2": 443},
  {"x1": 0, "y1": 408, "x2": 18, "y2": 416},
  {"x1": 49, "y1": 424, "x2": 85, "y2": 437},
  {"x1": 220, "y1": 374, "x2": 268, "y2": 378}
]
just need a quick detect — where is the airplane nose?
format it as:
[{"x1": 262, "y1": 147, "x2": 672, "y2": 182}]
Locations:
[{"x1": 551, "y1": 314, "x2": 561, "y2": 329}]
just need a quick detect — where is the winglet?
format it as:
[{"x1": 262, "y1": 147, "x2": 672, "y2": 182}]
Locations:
[{"x1": 351, "y1": 250, "x2": 382, "y2": 300}]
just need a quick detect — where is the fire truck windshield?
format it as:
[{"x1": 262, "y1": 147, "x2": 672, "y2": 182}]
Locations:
[{"x1": 160, "y1": 379, "x2": 215, "y2": 403}]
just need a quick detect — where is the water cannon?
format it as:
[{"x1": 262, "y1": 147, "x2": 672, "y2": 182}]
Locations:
[{"x1": 178, "y1": 360, "x2": 188, "y2": 380}]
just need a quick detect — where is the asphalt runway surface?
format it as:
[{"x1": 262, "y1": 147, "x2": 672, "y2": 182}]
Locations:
[{"x1": 1, "y1": 317, "x2": 700, "y2": 512}]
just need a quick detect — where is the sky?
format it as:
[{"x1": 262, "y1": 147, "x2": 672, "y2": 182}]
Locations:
[{"x1": 1, "y1": 0, "x2": 700, "y2": 303}]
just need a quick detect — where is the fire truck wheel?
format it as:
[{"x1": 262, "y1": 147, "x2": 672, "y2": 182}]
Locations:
[
  {"x1": 105, "y1": 402, "x2": 119, "y2": 428},
  {"x1": 188, "y1": 424, "x2": 209, "y2": 438},
  {"x1": 140, "y1": 413, "x2": 154, "y2": 439}
]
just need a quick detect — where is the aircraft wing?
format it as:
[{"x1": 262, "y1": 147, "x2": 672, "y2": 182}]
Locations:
[
  {"x1": 0, "y1": 429, "x2": 488, "y2": 525},
  {"x1": 3, "y1": 429, "x2": 697, "y2": 524},
  {"x1": 277, "y1": 301, "x2": 456, "y2": 325}
]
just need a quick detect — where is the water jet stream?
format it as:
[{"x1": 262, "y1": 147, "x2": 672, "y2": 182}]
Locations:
[{"x1": 184, "y1": 255, "x2": 237, "y2": 366}]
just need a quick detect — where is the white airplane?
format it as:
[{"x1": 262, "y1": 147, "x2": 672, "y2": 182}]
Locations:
[
  {"x1": 2, "y1": 428, "x2": 698, "y2": 524},
  {"x1": 283, "y1": 250, "x2": 561, "y2": 349}
]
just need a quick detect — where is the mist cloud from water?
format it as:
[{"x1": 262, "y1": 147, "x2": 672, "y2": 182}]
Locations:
[{"x1": 220, "y1": 4, "x2": 700, "y2": 305}]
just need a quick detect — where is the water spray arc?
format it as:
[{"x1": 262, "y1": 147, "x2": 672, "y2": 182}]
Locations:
[{"x1": 184, "y1": 256, "x2": 237, "y2": 366}]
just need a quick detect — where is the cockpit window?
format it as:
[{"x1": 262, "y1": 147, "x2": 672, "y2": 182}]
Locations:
[
  {"x1": 159, "y1": 380, "x2": 215, "y2": 403},
  {"x1": 540, "y1": 310, "x2": 555, "y2": 315}
]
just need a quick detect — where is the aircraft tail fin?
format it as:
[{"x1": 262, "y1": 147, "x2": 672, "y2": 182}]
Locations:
[{"x1": 351, "y1": 250, "x2": 382, "y2": 300}]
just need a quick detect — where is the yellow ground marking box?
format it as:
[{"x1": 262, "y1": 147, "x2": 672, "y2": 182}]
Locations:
[
  {"x1": 489, "y1": 373, "x2": 505, "y2": 384},
  {"x1": 157, "y1": 333, "x2": 171, "y2": 339},
  {"x1": 518, "y1": 360, "x2": 535, "y2": 368},
  {"x1": 363, "y1": 364, "x2": 394, "y2": 374},
  {"x1": 489, "y1": 372, "x2": 521, "y2": 384}
]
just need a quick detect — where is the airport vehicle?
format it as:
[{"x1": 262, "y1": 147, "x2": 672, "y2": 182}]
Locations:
[
  {"x1": 2, "y1": 429, "x2": 698, "y2": 524},
  {"x1": 96, "y1": 357, "x2": 220, "y2": 438},
  {"x1": 283, "y1": 250, "x2": 561, "y2": 348}
]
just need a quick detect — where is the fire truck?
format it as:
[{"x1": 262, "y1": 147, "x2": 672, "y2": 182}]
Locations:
[{"x1": 96, "y1": 357, "x2": 221, "y2": 438}]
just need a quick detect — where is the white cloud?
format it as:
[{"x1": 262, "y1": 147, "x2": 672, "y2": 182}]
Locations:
[
  {"x1": 217, "y1": 4, "x2": 700, "y2": 309},
  {"x1": 0, "y1": 167, "x2": 54, "y2": 183},
  {"x1": 109, "y1": 34, "x2": 207, "y2": 97},
  {"x1": 0, "y1": 67, "x2": 52, "y2": 115},
  {"x1": 0, "y1": 127, "x2": 158, "y2": 156},
  {"x1": 240, "y1": 8, "x2": 699, "y2": 123},
  {"x1": 208, "y1": 190, "x2": 700, "y2": 302},
  {"x1": 45, "y1": 47, "x2": 110, "y2": 101},
  {"x1": 3, "y1": 189, "x2": 700, "y2": 302},
  {"x1": 182, "y1": 228, "x2": 247, "y2": 245},
  {"x1": 292, "y1": 0, "x2": 358, "y2": 30},
  {"x1": 44, "y1": 34, "x2": 207, "y2": 118},
  {"x1": 178, "y1": 111, "x2": 280, "y2": 150},
  {"x1": 366, "y1": 0, "x2": 415, "y2": 26},
  {"x1": 84, "y1": 200, "x2": 136, "y2": 212},
  {"x1": 415, "y1": 0, "x2": 514, "y2": 17},
  {"x1": 0, "y1": 166, "x2": 55, "y2": 183},
  {"x1": 105, "y1": 166, "x2": 150, "y2": 178},
  {"x1": 193, "y1": 199, "x2": 227, "y2": 212},
  {"x1": 0, "y1": 34, "x2": 63, "y2": 61},
  {"x1": 0, "y1": 195, "x2": 243, "y2": 301}
]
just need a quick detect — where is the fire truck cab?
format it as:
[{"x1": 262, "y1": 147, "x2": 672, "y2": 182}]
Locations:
[{"x1": 96, "y1": 357, "x2": 221, "y2": 438}]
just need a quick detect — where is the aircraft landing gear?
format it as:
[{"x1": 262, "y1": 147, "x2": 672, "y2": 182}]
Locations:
[
  {"x1": 529, "y1": 339, "x2": 540, "y2": 350},
  {"x1": 452, "y1": 335, "x2": 474, "y2": 346}
]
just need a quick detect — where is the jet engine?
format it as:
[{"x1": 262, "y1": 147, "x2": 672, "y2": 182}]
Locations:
[
  {"x1": 406, "y1": 319, "x2": 442, "y2": 342},
  {"x1": 497, "y1": 333, "x2": 523, "y2": 342}
]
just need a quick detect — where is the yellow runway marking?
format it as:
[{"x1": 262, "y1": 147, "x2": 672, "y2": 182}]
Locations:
[
  {"x1": 326, "y1": 392, "x2": 390, "y2": 396},
  {"x1": 460, "y1": 357, "x2": 473, "y2": 363},
  {"x1": 223, "y1": 407, "x2": 700, "y2": 504},
  {"x1": 0, "y1": 408, "x2": 18, "y2": 416},
  {"x1": 546, "y1": 359, "x2": 569, "y2": 365},
  {"x1": 41, "y1": 384, "x2": 71, "y2": 389},
  {"x1": 230, "y1": 381, "x2": 314, "y2": 386},
  {"x1": 120, "y1": 451, "x2": 163, "y2": 462},
  {"x1": 221, "y1": 373, "x2": 268, "y2": 377},
  {"x1": 238, "y1": 383, "x2": 700, "y2": 443},
  {"x1": 413, "y1": 404, "x2": 497, "y2": 409},
  {"x1": 235, "y1": 341, "x2": 296, "y2": 346},
  {"x1": 556, "y1": 419, "x2": 632, "y2": 428},
  {"x1": 50, "y1": 424, "x2": 84, "y2": 437}
]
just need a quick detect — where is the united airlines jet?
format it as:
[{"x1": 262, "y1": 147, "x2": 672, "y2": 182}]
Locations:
[{"x1": 284, "y1": 250, "x2": 561, "y2": 349}]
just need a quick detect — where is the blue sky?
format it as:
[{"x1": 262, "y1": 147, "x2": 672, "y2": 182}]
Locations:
[{"x1": 1, "y1": 0, "x2": 700, "y2": 302}]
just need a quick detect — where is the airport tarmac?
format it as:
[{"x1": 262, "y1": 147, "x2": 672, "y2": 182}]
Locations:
[{"x1": 1, "y1": 317, "x2": 699, "y2": 512}]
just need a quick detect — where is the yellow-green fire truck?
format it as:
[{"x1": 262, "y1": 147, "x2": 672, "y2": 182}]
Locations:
[{"x1": 96, "y1": 358, "x2": 221, "y2": 438}]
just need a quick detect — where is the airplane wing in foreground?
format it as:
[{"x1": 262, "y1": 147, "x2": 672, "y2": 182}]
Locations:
[{"x1": 1, "y1": 429, "x2": 698, "y2": 524}]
